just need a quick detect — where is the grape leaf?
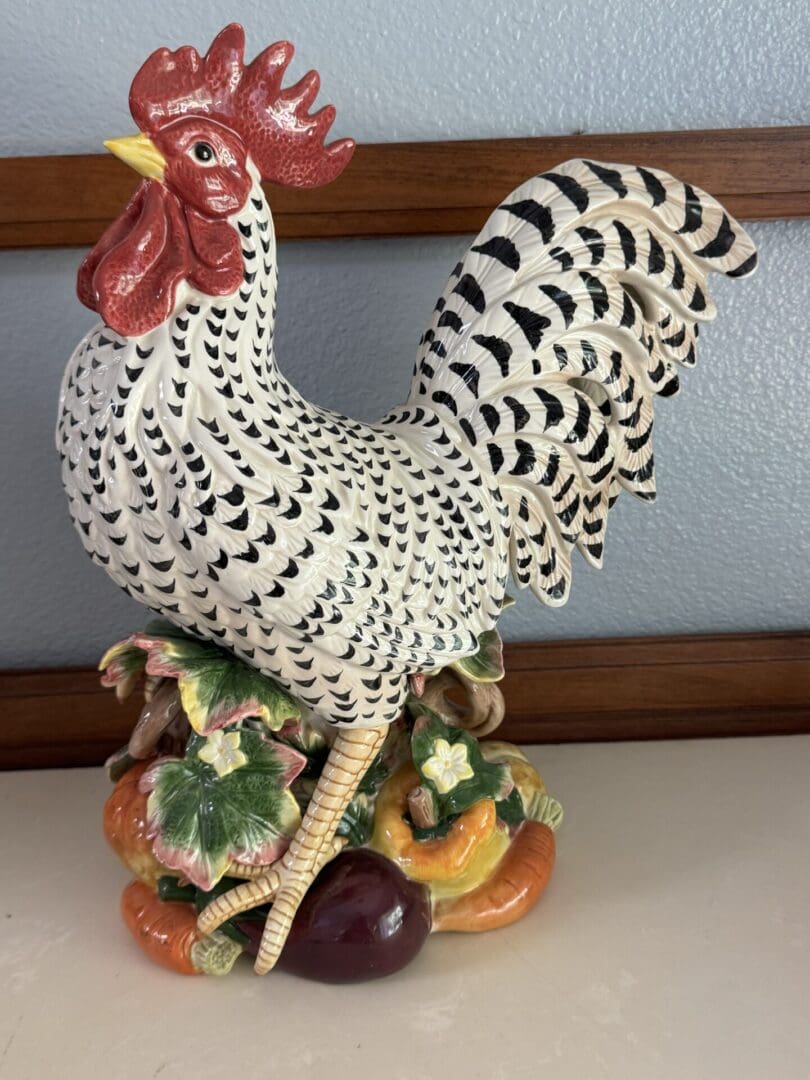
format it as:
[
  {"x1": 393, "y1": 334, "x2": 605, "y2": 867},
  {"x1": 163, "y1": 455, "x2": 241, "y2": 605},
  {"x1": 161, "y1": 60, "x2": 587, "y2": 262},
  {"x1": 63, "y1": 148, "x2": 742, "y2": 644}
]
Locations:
[
  {"x1": 131, "y1": 620, "x2": 301, "y2": 735},
  {"x1": 98, "y1": 636, "x2": 147, "y2": 699},
  {"x1": 141, "y1": 729, "x2": 306, "y2": 890}
]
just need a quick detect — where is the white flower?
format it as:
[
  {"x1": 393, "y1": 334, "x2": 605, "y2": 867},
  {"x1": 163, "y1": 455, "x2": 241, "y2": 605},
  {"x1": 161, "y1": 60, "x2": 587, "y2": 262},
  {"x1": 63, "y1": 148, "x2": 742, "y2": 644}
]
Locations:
[
  {"x1": 422, "y1": 738, "x2": 474, "y2": 794},
  {"x1": 198, "y1": 730, "x2": 248, "y2": 778}
]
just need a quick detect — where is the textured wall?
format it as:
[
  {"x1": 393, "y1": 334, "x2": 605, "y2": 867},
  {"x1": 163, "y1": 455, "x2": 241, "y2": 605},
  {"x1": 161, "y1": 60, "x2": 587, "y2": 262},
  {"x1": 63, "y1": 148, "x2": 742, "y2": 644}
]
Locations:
[
  {"x1": 2, "y1": 0, "x2": 809, "y2": 152},
  {"x1": 1, "y1": 0, "x2": 808, "y2": 668}
]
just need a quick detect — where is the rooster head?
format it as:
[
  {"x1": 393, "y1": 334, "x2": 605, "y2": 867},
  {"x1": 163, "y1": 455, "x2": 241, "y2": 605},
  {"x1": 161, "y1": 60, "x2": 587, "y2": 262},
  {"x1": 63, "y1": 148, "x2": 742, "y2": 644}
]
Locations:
[{"x1": 77, "y1": 24, "x2": 355, "y2": 338}]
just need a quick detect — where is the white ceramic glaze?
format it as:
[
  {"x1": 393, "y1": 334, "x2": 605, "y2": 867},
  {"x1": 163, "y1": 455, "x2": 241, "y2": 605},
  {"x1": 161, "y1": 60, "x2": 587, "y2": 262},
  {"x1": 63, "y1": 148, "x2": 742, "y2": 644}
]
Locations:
[{"x1": 58, "y1": 157, "x2": 757, "y2": 728}]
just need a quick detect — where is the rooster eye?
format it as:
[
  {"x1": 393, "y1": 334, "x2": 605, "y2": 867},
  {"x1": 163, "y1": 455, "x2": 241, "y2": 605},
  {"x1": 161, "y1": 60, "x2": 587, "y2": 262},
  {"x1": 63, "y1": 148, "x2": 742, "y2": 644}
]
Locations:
[{"x1": 192, "y1": 142, "x2": 215, "y2": 163}]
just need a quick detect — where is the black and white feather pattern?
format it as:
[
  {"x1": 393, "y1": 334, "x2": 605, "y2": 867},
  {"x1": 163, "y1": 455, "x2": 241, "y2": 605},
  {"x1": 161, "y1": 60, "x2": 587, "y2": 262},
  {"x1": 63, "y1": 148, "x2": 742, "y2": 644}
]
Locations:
[
  {"x1": 58, "y1": 159, "x2": 754, "y2": 728},
  {"x1": 409, "y1": 159, "x2": 757, "y2": 606},
  {"x1": 58, "y1": 174, "x2": 509, "y2": 728}
]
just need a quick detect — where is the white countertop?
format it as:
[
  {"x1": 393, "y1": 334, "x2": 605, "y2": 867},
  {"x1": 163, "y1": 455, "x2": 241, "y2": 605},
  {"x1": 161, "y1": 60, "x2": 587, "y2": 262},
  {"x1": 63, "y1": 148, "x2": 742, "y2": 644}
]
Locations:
[{"x1": 1, "y1": 736, "x2": 808, "y2": 1079}]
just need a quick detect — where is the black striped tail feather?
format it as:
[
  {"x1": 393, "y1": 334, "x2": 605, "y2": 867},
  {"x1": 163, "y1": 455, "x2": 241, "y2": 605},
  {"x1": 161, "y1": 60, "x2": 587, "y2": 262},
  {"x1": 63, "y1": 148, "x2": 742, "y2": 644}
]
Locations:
[{"x1": 410, "y1": 158, "x2": 756, "y2": 606}]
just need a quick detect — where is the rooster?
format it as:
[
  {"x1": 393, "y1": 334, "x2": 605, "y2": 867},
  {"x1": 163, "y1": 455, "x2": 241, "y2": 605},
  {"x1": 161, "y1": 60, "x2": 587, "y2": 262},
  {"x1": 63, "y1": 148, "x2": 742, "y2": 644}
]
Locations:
[{"x1": 57, "y1": 24, "x2": 756, "y2": 973}]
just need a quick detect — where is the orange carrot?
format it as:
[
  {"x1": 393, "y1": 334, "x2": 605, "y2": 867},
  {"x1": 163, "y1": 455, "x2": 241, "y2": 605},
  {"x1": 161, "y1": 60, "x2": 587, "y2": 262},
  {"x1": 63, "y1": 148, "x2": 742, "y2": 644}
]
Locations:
[
  {"x1": 120, "y1": 880, "x2": 201, "y2": 975},
  {"x1": 431, "y1": 821, "x2": 555, "y2": 933},
  {"x1": 103, "y1": 760, "x2": 170, "y2": 888}
]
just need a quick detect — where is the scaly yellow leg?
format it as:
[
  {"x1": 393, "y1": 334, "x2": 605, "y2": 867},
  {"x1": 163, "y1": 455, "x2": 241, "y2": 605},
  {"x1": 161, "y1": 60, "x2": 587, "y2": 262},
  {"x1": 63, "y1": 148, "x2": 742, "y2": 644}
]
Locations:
[
  {"x1": 254, "y1": 724, "x2": 387, "y2": 975},
  {"x1": 197, "y1": 835, "x2": 347, "y2": 935}
]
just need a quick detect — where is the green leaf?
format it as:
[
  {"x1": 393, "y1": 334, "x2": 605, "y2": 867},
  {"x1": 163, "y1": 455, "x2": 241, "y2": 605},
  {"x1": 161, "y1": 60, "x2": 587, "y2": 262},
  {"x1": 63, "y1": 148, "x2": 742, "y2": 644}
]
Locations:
[
  {"x1": 357, "y1": 751, "x2": 390, "y2": 796},
  {"x1": 409, "y1": 705, "x2": 512, "y2": 820},
  {"x1": 132, "y1": 620, "x2": 301, "y2": 735},
  {"x1": 410, "y1": 812, "x2": 460, "y2": 842},
  {"x1": 495, "y1": 785, "x2": 526, "y2": 827},
  {"x1": 141, "y1": 729, "x2": 306, "y2": 890},
  {"x1": 337, "y1": 794, "x2": 374, "y2": 848},
  {"x1": 451, "y1": 628, "x2": 505, "y2": 683},
  {"x1": 98, "y1": 636, "x2": 147, "y2": 697},
  {"x1": 157, "y1": 876, "x2": 196, "y2": 903}
]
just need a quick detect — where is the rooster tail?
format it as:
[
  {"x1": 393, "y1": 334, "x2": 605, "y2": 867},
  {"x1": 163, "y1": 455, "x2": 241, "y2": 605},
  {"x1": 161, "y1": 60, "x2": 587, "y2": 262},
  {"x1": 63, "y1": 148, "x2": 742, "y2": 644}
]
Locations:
[{"x1": 408, "y1": 159, "x2": 756, "y2": 606}]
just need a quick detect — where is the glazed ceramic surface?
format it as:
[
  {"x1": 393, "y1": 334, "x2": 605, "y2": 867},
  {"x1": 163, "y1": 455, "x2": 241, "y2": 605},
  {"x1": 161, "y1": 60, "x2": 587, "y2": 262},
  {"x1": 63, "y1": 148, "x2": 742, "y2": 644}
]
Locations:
[
  {"x1": 57, "y1": 24, "x2": 756, "y2": 732},
  {"x1": 56, "y1": 23, "x2": 756, "y2": 977}
]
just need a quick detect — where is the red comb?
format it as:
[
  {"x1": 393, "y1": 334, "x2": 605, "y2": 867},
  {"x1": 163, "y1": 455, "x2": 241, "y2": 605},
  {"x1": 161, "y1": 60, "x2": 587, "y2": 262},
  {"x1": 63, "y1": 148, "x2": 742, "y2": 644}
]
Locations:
[{"x1": 129, "y1": 23, "x2": 355, "y2": 188}]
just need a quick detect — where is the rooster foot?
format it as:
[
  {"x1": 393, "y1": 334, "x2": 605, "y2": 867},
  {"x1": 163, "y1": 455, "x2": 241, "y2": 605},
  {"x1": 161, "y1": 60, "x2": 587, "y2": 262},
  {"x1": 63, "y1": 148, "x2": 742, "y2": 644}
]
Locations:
[
  {"x1": 196, "y1": 723, "x2": 387, "y2": 975},
  {"x1": 196, "y1": 835, "x2": 347, "y2": 936}
]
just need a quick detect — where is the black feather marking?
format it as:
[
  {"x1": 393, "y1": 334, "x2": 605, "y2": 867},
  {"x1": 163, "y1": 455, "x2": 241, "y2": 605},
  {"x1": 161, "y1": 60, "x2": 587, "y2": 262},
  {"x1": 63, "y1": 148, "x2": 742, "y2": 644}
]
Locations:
[
  {"x1": 472, "y1": 334, "x2": 512, "y2": 377},
  {"x1": 225, "y1": 508, "x2": 249, "y2": 531},
  {"x1": 481, "y1": 403, "x2": 501, "y2": 435},
  {"x1": 558, "y1": 493, "x2": 581, "y2": 526},
  {"x1": 452, "y1": 274, "x2": 486, "y2": 314},
  {"x1": 620, "y1": 456, "x2": 655, "y2": 484},
  {"x1": 541, "y1": 171, "x2": 590, "y2": 212},
  {"x1": 671, "y1": 253, "x2": 685, "y2": 291},
  {"x1": 658, "y1": 376, "x2": 680, "y2": 397},
  {"x1": 510, "y1": 439, "x2": 536, "y2": 476},
  {"x1": 575, "y1": 225, "x2": 605, "y2": 264},
  {"x1": 613, "y1": 219, "x2": 637, "y2": 268},
  {"x1": 501, "y1": 199, "x2": 553, "y2": 242},
  {"x1": 678, "y1": 184, "x2": 703, "y2": 234},
  {"x1": 694, "y1": 214, "x2": 736, "y2": 259},
  {"x1": 484, "y1": 441, "x2": 506, "y2": 476},
  {"x1": 538, "y1": 283, "x2": 576, "y2": 327},
  {"x1": 580, "y1": 271, "x2": 610, "y2": 318},
  {"x1": 584, "y1": 160, "x2": 627, "y2": 196},
  {"x1": 727, "y1": 251, "x2": 758, "y2": 278},
  {"x1": 549, "y1": 246, "x2": 574, "y2": 272},
  {"x1": 503, "y1": 302, "x2": 550, "y2": 349},
  {"x1": 459, "y1": 418, "x2": 477, "y2": 445},
  {"x1": 568, "y1": 395, "x2": 591, "y2": 441},
  {"x1": 688, "y1": 284, "x2": 707, "y2": 312},
  {"x1": 578, "y1": 425, "x2": 610, "y2": 463},
  {"x1": 437, "y1": 309, "x2": 464, "y2": 332},
  {"x1": 234, "y1": 542, "x2": 260, "y2": 563},
  {"x1": 648, "y1": 231, "x2": 666, "y2": 274},
  {"x1": 431, "y1": 390, "x2": 458, "y2": 415},
  {"x1": 580, "y1": 340, "x2": 598, "y2": 373},
  {"x1": 534, "y1": 387, "x2": 564, "y2": 430},
  {"x1": 448, "y1": 362, "x2": 480, "y2": 398},
  {"x1": 637, "y1": 166, "x2": 667, "y2": 206},
  {"x1": 471, "y1": 235, "x2": 521, "y2": 271},
  {"x1": 504, "y1": 395, "x2": 530, "y2": 431},
  {"x1": 626, "y1": 422, "x2": 654, "y2": 451},
  {"x1": 539, "y1": 448, "x2": 561, "y2": 487}
]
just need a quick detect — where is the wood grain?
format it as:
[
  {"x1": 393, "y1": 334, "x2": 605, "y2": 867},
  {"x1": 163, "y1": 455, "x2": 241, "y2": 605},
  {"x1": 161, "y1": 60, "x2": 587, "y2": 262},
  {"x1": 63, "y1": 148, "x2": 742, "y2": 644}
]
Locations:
[
  {"x1": 2, "y1": 631, "x2": 808, "y2": 769},
  {"x1": 1, "y1": 125, "x2": 808, "y2": 249}
]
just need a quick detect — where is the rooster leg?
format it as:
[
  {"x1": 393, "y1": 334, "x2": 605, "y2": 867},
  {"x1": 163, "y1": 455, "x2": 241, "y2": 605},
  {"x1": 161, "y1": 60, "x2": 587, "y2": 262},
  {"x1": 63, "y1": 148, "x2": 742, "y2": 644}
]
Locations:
[
  {"x1": 254, "y1": 723, "x2": 387, "y2": 975},
  {"x1": 196, "y1": 836, "x2": 347, "y2": 936}
]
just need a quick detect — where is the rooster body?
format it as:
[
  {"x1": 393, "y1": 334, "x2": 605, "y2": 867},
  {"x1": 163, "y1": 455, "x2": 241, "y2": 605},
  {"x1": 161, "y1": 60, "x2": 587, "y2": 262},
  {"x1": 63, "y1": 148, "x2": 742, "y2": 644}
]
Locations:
[
  {"x1": 59, "y1": 159, "x2": 756, "y2": 727},
  {"x1": 57, "y1": 25, "x2": 756, "y2": 971},
  {"x1": 59, "y1": 170, "x2": 510, "y2": 727}
]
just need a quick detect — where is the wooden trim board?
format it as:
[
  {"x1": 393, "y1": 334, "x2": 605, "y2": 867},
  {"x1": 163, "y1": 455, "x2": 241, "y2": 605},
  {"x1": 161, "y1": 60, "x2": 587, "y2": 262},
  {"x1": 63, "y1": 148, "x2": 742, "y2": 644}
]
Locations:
[
  {"x1": 1, "y1": 125, "x2": 808, "y2": 249},
  {"x1": 2, "y1": 631, "x2": 808, "y2": 769}
]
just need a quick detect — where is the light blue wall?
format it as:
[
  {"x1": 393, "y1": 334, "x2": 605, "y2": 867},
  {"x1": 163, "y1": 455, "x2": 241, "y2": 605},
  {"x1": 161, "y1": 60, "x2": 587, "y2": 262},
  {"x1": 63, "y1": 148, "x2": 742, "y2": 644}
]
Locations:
[{"x1": 1, "y1": 1, "x2": 808, "y2": 668}]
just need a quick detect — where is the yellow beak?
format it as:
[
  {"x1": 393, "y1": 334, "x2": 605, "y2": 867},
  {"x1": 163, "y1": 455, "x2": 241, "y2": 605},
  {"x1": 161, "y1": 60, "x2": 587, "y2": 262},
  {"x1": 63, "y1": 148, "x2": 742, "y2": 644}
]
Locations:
[{"x1": 104, "y1": 133, "x2": 166, "y2": 181}]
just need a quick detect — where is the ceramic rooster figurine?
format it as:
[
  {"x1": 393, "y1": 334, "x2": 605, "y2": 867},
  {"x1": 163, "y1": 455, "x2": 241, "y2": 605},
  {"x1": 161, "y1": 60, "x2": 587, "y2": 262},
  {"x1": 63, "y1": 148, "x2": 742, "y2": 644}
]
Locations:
[{"x1": 58, "y1": 25, "x2": 756, "y2": 978}]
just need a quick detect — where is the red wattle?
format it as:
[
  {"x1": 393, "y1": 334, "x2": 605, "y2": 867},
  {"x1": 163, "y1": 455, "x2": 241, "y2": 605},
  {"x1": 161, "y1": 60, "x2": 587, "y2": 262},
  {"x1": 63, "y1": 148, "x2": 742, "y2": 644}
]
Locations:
[
  {"x1": 77, "y1": 181, "x2": 243, "y2": 338},
  {"x1": 185, "y1": 207, "x2": 244, "y2": 298}
]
